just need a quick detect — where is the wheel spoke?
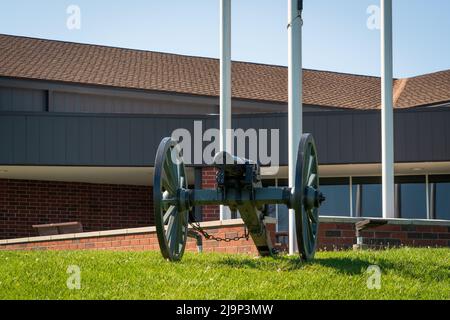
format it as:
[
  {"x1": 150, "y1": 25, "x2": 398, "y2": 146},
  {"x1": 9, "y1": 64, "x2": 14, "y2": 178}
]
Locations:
[
  {"x1": 163, "y1": 206, "x2": 176, "y2": 224},
  {"x1": 164, "y1": 155, "x2": 178, "y2": 191},
  {"x1": 303, "y1": 212, "x2": 312, "y2": 243},
  {"x1": 307, "y1": 152, "x2": 314, "y2": 177},
  {"x1": 169, "y1": 215, "x2": 179, "y2": 253},
  {"x1": 166, "y1": 210, "x2": 176, "y2": 233},
  {"x1": 162, "y1": 176, "x2": 176, "y2": 195},
  {"x1": 308, "y1": 209, "x2": 318, "y2": 224},
  {"x1": 306, "y1": 211, "x2": 315, "y2": 244},
  {"x1": 171, "y1": 161, "x2": 180, "y2": 187},
  {"x1": 307, "y1": 173, "x2": 317, "y2": 187},
  {"x1": 169, "y1": 147, "x2": 180, "y2": 177},
  {"x1": 180, "y1": 176, "x2": 185, "y2": 189},
  {"x1": 176, "y1": 213, "x2": 183, "y2": 255}
]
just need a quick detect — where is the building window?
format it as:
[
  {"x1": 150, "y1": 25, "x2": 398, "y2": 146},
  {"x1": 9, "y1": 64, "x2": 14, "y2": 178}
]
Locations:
[
  {"x1": 396, "y1": 176, "x2": 427, "y2": 219},
  {"x1": 262, "y1": 179, "x2": 289, "y2": 232},
  {"x1": 320, "y1": 178, "x2": 351, "y2": 217},
  {"x1": 277, "y1": 205, "x2": 289, "y2": 232},
  {"x1": 430, "y1": 175, "x2": 450, "y2": 220},
  {"x1": 353, "y1": 177, "x2": 382, "y2": 218},
  {"x1": 261, "y1": 174, "x2": 450, "y2": 225}
]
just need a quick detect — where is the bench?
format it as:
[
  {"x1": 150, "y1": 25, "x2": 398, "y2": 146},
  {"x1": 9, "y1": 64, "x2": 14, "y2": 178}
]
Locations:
[
  {"x1": 32, "y1": 222, "x2": 83, "y2": 236},
  {"x1": 354, "y1": 219, "x2": 389, "y2": 250},
  {"x1": 275, "y1": 231, "x2": 288, "y2": 244}
]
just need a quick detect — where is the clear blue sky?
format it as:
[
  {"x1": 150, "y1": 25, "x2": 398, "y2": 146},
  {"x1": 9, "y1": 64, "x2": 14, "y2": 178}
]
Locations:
[{"x1": 1, "y1": 0, "x2": 449, "y2": 78}]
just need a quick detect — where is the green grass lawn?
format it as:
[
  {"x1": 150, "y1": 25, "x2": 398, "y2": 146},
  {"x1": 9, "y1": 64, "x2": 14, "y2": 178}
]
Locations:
[{"x1": 0, "y1": 248, "x2": 448, "y2": 300}]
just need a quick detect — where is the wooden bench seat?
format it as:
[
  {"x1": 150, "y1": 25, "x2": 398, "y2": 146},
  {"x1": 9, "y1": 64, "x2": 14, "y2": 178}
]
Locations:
[{"x1": 32, "y1": 222, "x2": 83, "y2": 236}]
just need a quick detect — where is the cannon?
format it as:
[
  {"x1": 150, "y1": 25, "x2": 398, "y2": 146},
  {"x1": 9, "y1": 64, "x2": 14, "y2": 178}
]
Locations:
[{"x1": 153, "y1": 133, "x2": 325, "y2": 262}]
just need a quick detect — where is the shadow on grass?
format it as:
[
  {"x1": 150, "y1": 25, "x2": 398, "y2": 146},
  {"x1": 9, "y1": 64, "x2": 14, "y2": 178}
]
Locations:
[
  {"x1": 215, "y1": 255, "x2": 305, "y2": 271},
  {"x1": 216, "y1": 255, "x2": 400, "y2": 275},
  {"x1": 311, "y1": 257, "x2": 388, "y2": 275}
]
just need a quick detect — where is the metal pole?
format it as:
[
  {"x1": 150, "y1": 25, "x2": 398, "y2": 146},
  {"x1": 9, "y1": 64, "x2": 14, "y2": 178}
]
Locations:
[
  {"x1": 275, "y1": 178, "x2": 279, "y2": 233},
  {"x1": 381, "y1": 0, "x2": 395, "y2": 219},
  {"x1": 425, "y1": 174, "x2": 430, "y2": 219},
  {"x1": 220, "y1": 0, "x2": 232, "y2": 221},
  {"x1": 288, "y1": 0, "x2": 303, "y2": 254},
  {"x1": 429, "y1": 182, "x2": 436, "y2": 220},
  {"x1": 349, "y1": 176, "x2": 354, "y2": 217}
]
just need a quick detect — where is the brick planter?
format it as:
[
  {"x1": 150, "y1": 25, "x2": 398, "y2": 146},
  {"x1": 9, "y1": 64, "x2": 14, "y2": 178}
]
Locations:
[{"x1": 1, "y1": 218, "x2": 449, "y2": 254}]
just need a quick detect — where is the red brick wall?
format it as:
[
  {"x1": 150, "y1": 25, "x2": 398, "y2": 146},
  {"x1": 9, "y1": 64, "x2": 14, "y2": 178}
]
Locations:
[
  {"x1": 1, "y1": 221, "x2": 449, "y2": 253},
  {"x1": 0, "y1": 225, "x2": 259, "y2": 255},
  {"x1": 318, "y1": 223, "x2": 450, "y2": 250},
  {"x1": 0, "y1": 179, "x2": 153, "y2": 240},
  {"x1": 201, "y1": 167, "x2": 220, "y2": 221}
]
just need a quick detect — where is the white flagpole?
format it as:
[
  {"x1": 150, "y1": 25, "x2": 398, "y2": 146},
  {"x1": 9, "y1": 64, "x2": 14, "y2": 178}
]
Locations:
[
  {"x1": 288, "y1": 0, "x2": 303, "y2": 254},
  {"x1": 381, "y1": 0, "x2": 395, "y2": 219},
  {"x1": 220, "y1": 0, "x2": 232, "y2": 221}
]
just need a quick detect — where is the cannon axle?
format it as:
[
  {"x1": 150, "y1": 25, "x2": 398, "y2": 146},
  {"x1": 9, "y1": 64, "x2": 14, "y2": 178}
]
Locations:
[{"x1": 163, "y1": 186, "x2": 324, "y2": 214}]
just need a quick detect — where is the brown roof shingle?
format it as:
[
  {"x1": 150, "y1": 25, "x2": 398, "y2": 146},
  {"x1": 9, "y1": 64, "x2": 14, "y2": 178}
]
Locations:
[{"x1": 1, "y1": 34, "x2": 449, "y2": 110}]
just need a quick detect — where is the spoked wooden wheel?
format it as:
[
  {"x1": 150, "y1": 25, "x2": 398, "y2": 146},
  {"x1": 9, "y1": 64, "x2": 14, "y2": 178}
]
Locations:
[
  {"x1": 153, "y1": 138, "x2": 189, "y2": 261},
  {"x1": 293, "y1": 134, "x2": 323, "y2": 261}
]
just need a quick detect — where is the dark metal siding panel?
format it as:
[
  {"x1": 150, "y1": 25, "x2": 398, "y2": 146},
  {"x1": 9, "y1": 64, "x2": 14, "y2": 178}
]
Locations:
[
  {"x1": 417, "y1": 111, "x2": 433, "y2": 162},
  {"x1": 26, "y1": 116, "x2": 40, "y2": 164},
  {"x1": 0, "y1": 86, "x2": 46, "y2": 112},
  {"x1": 1, "y1": 109, "x2": 450, "y2": 166},
  {"x1": 443, "y1": 111, "x2": 450, "y2": 161},
  {"x1": 117, "y1": 118, "x2": 131, "y2": 164},
  {"x1": 52, "y1": 117, "x2": 67, "y2": 163},
  {"x1": 142, "y1": 118, "x2": 156, "y2": 165},
  {"x1": 52, "y1": 91, "x2": 217, "y2": 115},
  {"x1": 105, "y1": 117, "x2": 119, "y2": 165},
  {"x1": 396, "y1": 109, "x2": 450, "y2": 163},
  {"x1": 130, "y1": 118, "x2": 145, "y2": 165},
  {"x1": 79, "y1": 117, "x2": 93, "y2": 165},
  {"x1": 351, "y1": 113, "x2": 366, "y2": 163},
  {"x1": 430, "y1": 111, "x2": 445, "y2": 161},
  {"x1": 430, "y1": 111, "x2": 446, "y2": 161},
  {"x1": 66, "y1": 117, "x2": 80, "y2": 164},
  {"x1": 12, "y1": 117, "x2": 27, "y2": 163},
  {"x1": 92, "y1": 117, "x2": 106, "y2": 165},
  {"x1": 402, "y1": 112, "x2": 419, "y2": 162},
  {"x1": 308, "y1": 113, "x2": 327, "y2": 164},
  {"x1": 0, "y1": 116, "x2": 13, "y2": 164},
  {"x1": 38, "y1": 117, "x2": 53, "y2": 164},
  {"x1": 280, "y1": 117, "x2": 289, "y2": 166},
  {"x1": 394, "y1": 112, "x2": 406, "y2": 162},
  {"x1": 446, "y1": 112, "x2": 450, "y2": 160},
  {"x1": 366, "y1": 112, "x2": 381, "y2": 163},
  {"x1": 0, "y1": 87, "x2": 12, "y2": 110},
  {"x1": 339, "y1": 114, "x2": 354, "y2": 164},
  {"x1": 326, "y1": 114, "x2": 341, "y2": 163}
]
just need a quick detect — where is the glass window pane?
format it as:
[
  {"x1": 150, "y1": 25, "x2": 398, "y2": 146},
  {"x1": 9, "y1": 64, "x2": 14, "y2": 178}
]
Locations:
[
  {"x1": 361, "y1": 184, "x2": 382, "y2": 217},
  {"x1": 436, "y1": 182, "x2": 450, "y2": 220},
  {"x1": 400, "y1": 183, "x2": 427, "y2": 219},
  {"x1": 277, "y1": 205, "x2": 289, "y2": 232},
  {"x1": 266, "y1": 204, "x2": 277, "y2": 219},
  {"x1": 319, "y1": 185, "x2": 350, "y2": 216},
  {"x1": 277, "y1": 180, "x2": 289, "y2": 232},
  {"x1": 352, "y1": 184, "x2": 357, "y2": 216},
  {"x1": 262, "y1": 179, "x2": 289, "y2": 232}
]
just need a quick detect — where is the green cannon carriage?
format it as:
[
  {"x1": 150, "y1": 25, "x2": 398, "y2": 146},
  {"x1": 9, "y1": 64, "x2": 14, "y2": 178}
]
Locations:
[{"x1": 153, "y1": 133, "x2": 325, "y2": 262}]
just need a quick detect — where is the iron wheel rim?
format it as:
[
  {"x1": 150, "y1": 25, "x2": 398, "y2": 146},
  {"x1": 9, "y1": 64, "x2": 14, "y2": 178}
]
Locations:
[
  {"x1": 294, "y1": 134, "x2": 320, "y2": 261},
  {"x1": 153, "y1": 138, "x2": 189, "y2": 261}
]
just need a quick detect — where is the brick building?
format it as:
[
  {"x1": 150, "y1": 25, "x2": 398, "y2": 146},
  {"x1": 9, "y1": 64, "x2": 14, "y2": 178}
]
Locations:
[{"x1": 1, "y1": 34, "x2": 450, "y2": 251}]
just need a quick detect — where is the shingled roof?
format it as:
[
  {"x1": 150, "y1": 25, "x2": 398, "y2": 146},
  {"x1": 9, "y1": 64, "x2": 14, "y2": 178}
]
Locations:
[{"x1": 1, "y1": 34, "x2": 449, "y2": 110}]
